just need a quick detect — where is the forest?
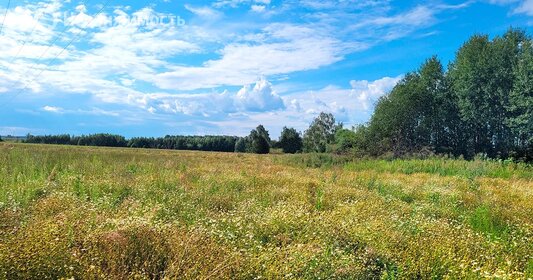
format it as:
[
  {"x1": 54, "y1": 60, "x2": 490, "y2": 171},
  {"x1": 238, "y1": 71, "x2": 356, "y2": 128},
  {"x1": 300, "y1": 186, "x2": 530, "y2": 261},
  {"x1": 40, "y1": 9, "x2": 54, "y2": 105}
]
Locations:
[{"x1": 24, "y1": 134, "x2": 239, "y2": 153}]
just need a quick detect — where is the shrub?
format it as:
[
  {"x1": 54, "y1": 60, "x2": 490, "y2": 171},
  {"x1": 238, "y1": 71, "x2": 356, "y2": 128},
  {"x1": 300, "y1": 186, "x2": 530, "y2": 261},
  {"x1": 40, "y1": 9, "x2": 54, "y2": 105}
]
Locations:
[{"x1": 278, "y1": 127, "x2": 303, "y2": 154}]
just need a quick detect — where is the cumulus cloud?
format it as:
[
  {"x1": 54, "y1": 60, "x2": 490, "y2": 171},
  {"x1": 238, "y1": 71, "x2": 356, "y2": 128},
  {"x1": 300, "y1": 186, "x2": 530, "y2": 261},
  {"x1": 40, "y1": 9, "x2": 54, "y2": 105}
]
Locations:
[
  {"x1": 0, "y1": 4, "x2": 199, "y2": 108},
  {"x1": 0, "y1": 0, "x2": 466, "y2": 106},
  {"x1": 66, "y1": 5, "x2": 111, "y2": 29},
  {"x1": 283, "y1": 76, "x2": 401, "y2": 125},
  {"x1": 235, "y1": 77, "x2": 285, "y2": 111},
  {"x1": 146, "y1": 77, "x2": 284, "y2": 116},
  {"x1": 350, "y1": 76, "x2": 402, "y2": 110},
  {"x1": 199, "y1": 76, "x2": 401, "y2": 136}
]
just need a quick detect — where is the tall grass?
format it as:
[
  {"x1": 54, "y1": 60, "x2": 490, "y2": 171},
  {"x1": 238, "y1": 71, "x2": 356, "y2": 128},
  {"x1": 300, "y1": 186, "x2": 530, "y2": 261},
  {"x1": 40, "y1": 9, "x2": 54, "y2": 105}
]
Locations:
[
  {"x1": 1, "y1": 143, "x2": 532, "y2": 279},
  {"x1": 344, "y1": 158, "x2": 532, "y2": 179}
]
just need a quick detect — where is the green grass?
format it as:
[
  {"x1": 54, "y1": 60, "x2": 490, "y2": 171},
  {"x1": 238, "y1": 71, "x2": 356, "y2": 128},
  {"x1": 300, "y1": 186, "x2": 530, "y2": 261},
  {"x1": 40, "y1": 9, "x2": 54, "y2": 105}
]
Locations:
[
  {"x1": 1, "y1": 143, "x2": 532, "y2": 279},
  {"x1": 343, "y1": 158, "x2": 533, "y2": 179},
  {"x1": 469, "y1": 205, "x2": 510, "y2": 238}
]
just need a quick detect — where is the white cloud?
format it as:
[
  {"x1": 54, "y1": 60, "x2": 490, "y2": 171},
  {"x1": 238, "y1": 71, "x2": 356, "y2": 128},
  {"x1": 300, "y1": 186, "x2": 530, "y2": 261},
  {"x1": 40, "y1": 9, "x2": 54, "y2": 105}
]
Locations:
[
  {"x1": 235, "y1": 77, "x2": 285, "y2": 111},
  {"x1": 283, "y1": 76, "x2": 402, "y2": 126},
  {"x1": 200, "y1": 75, "x2": 401, "y2": 137},
  {"x1": 66, "y1": 7, "x2": 111, "y2": 29},
  {"x1": 515, "y1": 0, "x2": 533, "y2": 15},
  {"x1": 251, "y1": 5, "x2": 266, "y2": 12},
  {"x1": 0, "y1": 126, "x2": 45, "y2": 135},
  {"x1": 350, "y1": 76, "x2": 402, "y2": 110},
  {"x1": 43, "y1": 105, "x2": 63, "y2": 113},
  {"x1": 184, "y1": 5, "x2": 223, "y2": 18},
  {"x1": 214, "y1": 0, "x2": 271, "y2": 8},
  {"x1": 487, "y1": 0, "x2": 533, "y2": 15},
  {"x1": 144, "y1": 77, "x2": 284, "y2": 116},
  {"x1": 0, "y1": 4, "x2": 200, "y2": 108},
  {"x1": 154, "y1": 23, "x2": 345, "y2": 90},
  {"x1": 0, "y1": 0, "x2": 463, "y2": 104}
]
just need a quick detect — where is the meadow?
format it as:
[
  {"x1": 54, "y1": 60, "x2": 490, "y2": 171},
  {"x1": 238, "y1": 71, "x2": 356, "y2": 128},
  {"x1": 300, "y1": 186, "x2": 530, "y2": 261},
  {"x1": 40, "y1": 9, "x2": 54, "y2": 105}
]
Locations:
[{"x1": 0, "y1": 143, "x2": 532, "y2": 279}]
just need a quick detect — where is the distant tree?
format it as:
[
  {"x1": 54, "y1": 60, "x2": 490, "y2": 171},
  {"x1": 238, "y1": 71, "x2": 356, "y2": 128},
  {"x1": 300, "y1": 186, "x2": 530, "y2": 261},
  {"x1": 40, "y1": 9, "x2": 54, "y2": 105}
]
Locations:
[
  {"x1": 278, "y1": 127, "x2": 303, "y2": 154},
  {"x1": 448, "y1": 29, "x2": 528, "y2": 158},
  {"x1": 303, "y1": 112, "x2": 337, "y2": 153},
  {"x1": 332, "y1": 128, "x2": 357, "y2": 154},
  {"x1": 234, "y1": 137, "x2": 248, "y2": 153},
  {"x1": 255, "y1": 125, "x2": 271, "y2": 146},
  {"x1": 270, "y1": 139, "x2": 280, "y2": 149},
  {"x1": 346, "y1": 28, "x2": 532, "y2": 161},
  {"x1": 252, "y1": 135, "x2": 270, "y2": 154},
  {"x1": 21, "y1": 133, "x2": 239, "y2": 152},
  {"x1": 448, "y1": 35, "x2": 493, "y2": 158},
  {"x1": 357, "y1": 57, "x2": 461, "y2": 157},
  {"x1": 365, "y1": 74, "x2": 420, "y2": 156},
  {"x1": 249, "y1": 125, "x2": 270, "y2": 154},
  {"x1": 507, "y1": 36, "x2": 533, "y2": 160},
  {"x1": 351, "y1": 125, "x2": 372, "y2": 155},
  {"x1": 0, "y1": 136, "x2": 3, "y2": 142}
]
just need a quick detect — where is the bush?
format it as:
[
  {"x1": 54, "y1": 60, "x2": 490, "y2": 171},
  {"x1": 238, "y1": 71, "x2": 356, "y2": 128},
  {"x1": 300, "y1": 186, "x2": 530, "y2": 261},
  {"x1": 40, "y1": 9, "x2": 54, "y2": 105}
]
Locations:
[
  {"x1": 249, "y1": 125, "x2": 271, "y2": 154},
  {"x1": 278, "y1": 127, "x2": 303, "y2": 154},
  {"x1": 251, "y1": 135, "x2": 270, "y2": 154},
  {"x1": 234, "y1": 138, "x2": 248, "y2": 153}
]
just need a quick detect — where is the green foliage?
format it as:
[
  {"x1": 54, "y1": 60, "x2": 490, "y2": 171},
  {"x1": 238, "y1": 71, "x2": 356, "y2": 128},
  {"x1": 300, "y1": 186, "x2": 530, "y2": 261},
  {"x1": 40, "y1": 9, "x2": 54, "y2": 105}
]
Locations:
[
  {"x1": 358, "y1": 57, "x2": 456, "y2": 158},
  {"x1": 252, "y1": 135, "x2": 270, "y2": 154},
  {"x1": 278, "y1": 127, "x2": 303, "y2": 154},
  {"x1": 128, "y1": 135, "x2": 238, "y2": 152},
  {"x1": 469, "y1": 205, "x2": 509, "y2": 238},
  {"x1": 254, "y1": 125, "x2": 271, "y2": 144},
  {"x1": 507, "y1": 37, "x2": 533, "y2": 161},
  {"x1": 24, "y1": 134, "x2": 239, "y2": 153},
  {"x1": 449, "y1": 28, "x2": 528, "y2": 159},
  {"x1": 249, "y1": 125, "x2": 271, "y2": 154},
  {"x1": 331, "y1": 128, "x2": 357, "y2": 154},
  {"x1": 344, "y1": 158, "x2": 532, "y2": 179},
  {"x1": 352, "y1": 28, "x2": 532, "y2": 161},
  {"x1": 275, "y1": 153, "x2": 351, "y2": 168},
  {"x1": 303, "y1": 112, "x2": 338, "y2": 153},
  {"x1": 234, "y1": 137, "x2": 248, "y2": 153}
]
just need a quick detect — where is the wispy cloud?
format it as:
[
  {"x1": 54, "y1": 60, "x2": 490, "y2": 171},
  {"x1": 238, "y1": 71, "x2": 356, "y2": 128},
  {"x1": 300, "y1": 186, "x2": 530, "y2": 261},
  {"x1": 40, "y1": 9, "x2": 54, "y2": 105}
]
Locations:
[
  {"x1": 42, "y1": 105, "x2": 63, "y2": 113},
  {"x1": 487, "y1": 0, "x2": 533, "y2": 15}
]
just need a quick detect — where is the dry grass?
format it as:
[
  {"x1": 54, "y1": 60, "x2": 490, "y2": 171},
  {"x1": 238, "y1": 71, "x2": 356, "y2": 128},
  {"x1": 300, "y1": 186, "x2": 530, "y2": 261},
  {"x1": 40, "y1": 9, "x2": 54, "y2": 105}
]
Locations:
[{"x1": 0, "y1": 143, "x2": 532, "y2": 279}]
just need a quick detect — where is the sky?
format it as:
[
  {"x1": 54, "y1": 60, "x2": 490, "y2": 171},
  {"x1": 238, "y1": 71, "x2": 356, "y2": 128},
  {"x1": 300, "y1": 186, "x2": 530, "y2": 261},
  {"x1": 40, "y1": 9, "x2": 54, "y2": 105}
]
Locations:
[{"x1": 0, "y1": 0, "x2": 531, "y2": 138}]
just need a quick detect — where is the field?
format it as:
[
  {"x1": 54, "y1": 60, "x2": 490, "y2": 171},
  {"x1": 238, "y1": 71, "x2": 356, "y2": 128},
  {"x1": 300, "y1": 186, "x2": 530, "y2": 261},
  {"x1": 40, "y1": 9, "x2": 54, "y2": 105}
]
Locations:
[{"x1": 1, "y1": 143, "x2": 532, "y2": 279}]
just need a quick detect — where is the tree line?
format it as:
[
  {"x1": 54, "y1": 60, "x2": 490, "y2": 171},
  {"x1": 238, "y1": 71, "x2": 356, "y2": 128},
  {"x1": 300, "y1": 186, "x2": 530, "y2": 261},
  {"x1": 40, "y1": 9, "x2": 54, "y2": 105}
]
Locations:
[
  {"x1": 229, "y1": 29, "x2": 532, "y2": 161},
  {"x1": 24, "y1": 134, "x2": 238, "y2": 153},
  {"x1": 20, "y1": 116, "x2": 336, "y2": 155},
  {"x1": 349, "y1": 28, "x2": 532, "y2": 161}
]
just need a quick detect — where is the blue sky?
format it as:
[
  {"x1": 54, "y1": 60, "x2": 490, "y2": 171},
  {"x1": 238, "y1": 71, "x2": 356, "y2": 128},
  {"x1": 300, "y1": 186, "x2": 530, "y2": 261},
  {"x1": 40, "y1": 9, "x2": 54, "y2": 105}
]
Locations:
[{"x1": 0, "y1": 0, "x2": 531, "y2": 137}]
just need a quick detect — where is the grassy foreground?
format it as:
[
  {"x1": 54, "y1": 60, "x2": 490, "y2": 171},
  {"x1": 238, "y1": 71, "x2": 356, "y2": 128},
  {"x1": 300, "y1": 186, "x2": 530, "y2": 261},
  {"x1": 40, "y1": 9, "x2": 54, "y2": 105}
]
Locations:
[{"x1": 0, "y1": 143, "x2": 532, "y2": 279}]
